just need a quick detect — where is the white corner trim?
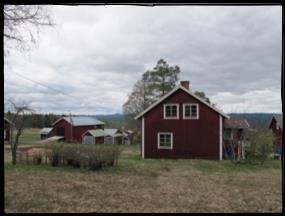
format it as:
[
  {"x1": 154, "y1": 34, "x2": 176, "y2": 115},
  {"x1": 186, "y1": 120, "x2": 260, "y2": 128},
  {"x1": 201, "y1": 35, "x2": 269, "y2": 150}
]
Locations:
[
  {"x1": 183, "y1": 103, "x2": 199, "y2": 119},
  {"x1": 142, "y1": 117, "x2": 145, "y2": 159},
  {"x1": 163, "y1": 103, "x2": 179, "y2": 120},
  {"x1": 219, "y1": 115, "x2": 223, "y2": 160},
  {"x1": 157, "y1": 132, "x2": 173, "y2": 149}
]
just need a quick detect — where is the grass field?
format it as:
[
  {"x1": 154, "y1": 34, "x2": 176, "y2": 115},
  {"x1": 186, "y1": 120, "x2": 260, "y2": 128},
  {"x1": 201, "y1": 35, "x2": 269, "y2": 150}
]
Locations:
[{"x1": 4, "y1": 129, "x2": 282, "y2": 213}]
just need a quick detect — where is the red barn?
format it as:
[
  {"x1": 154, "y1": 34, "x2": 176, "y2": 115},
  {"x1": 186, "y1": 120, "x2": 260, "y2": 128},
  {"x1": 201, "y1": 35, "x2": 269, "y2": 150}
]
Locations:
[
  {"x1": 135, "y1": 81, "x2": 229, "y2": 160},
  {"x1": 268, "y1": 114, "x2": 283, "y2": 155},
  {"x1": 52, "y1": 116, "x2": 105, "y2": 143}
]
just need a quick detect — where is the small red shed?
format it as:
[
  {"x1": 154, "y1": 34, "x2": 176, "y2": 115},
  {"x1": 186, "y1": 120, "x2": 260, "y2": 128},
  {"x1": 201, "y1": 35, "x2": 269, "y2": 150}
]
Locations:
[
  {"x1": 4, "y1": 117, "x2": 13, "y2": 142},
  {"x1": 268, "y1": 114, "x2": 283, "y2": 154},
  {"x1": 52, "y1": 116, "x2": 105, "y2": 143},
  {"x1": 135, "y1": 81, "x2": 229, "y2": 160}
]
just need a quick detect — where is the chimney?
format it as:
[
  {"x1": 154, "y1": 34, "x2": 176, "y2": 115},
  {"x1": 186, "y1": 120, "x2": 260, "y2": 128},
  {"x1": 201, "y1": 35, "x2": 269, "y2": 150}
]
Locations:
[{"x1": 180, "y1": 81, "x2": 190, "y2": 90}]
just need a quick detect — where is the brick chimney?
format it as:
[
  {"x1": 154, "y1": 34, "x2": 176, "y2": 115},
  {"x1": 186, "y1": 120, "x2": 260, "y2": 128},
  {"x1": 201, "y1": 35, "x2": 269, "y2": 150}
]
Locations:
[{"x1": 180, "y1": 81, "x2": 190, "y2": 90}]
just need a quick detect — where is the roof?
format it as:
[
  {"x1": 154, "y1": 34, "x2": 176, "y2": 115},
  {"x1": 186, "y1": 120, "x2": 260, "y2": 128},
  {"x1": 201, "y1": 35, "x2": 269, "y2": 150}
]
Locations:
[
  {"x1": 85, "y1": 129, "x2": 105, "y2": 137},
  {"x1": 39, "y1": 136, "x2": 64, "y2": 143},
  {"x1": 53, "y1": 116, "x2": 105, "y2": 126},
  {"x1": 134, "y1": 85, "x2": 229, "y2": 120},
  {"x1": 224, "y1": 119, "x2": 250, "y2": 129},
  {"x1": 113, "y1": 133, "x2": 123, "y2": 137},
  {"x1": 83, "y1": 128, "x2": 122, "y2": 138},
  {"x1": 40, "y1": 127, "x2": 53, "y2": 134},
  {"x1": 270, "y1": 114, "x2": 283, "y2": 130},
  {"x1": 104, "y1": 129, "x2": 119, "y2": 136},
  {"x1": 4, "y1": 117, "x2": 13, "y2": 125}
]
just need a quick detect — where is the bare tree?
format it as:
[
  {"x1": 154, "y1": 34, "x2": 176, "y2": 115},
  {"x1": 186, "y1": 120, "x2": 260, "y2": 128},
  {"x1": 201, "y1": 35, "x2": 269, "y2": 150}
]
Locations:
[
  {"x1": 4, "y1": 5, "x2": 55, "y2": 55},
  {"x1": 8, "y1": 100, "x2": 34, "y2": 165}
]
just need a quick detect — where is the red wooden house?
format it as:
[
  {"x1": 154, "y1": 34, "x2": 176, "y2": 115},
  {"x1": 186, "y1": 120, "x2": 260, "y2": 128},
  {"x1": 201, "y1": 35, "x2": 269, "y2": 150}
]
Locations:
[
  {"x1": 52, "y1": 116, "x2": 105, "y2": 143},
  {"x1": 268, "y1": 114, "x2": 283, "y2": 155},
  {"x1": 135, "y1": 81, "x2": 229, "y2": 160}
]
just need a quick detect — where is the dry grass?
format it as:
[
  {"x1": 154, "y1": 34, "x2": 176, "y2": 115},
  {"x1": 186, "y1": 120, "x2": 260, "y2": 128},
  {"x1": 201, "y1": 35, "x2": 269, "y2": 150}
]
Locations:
[{"x1": 4, "y1": 144, "x2": 282, "y2": 213}]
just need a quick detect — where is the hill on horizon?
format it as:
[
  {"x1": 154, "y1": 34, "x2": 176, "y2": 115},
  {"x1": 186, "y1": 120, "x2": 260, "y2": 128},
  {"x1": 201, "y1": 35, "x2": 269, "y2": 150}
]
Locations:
[{"x1": 94, "y1": 112, "x2": 280, "y2": 130}]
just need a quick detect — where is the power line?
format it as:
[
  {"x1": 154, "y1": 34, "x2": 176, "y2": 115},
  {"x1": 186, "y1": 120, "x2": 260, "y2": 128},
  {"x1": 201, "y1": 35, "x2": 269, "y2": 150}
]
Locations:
[
  {"x1": 5, "y1": 70, "x2": 122, "y2": 114},
  {"x1": 8, "y1": 70, "x2": 82, "y2": 101}
]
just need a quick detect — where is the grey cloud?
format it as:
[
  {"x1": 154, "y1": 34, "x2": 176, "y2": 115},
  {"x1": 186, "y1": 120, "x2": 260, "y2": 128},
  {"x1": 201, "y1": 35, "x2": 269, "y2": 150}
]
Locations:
[{"x1": 4, "y1": 5, "x2": 282, "y2": 114}]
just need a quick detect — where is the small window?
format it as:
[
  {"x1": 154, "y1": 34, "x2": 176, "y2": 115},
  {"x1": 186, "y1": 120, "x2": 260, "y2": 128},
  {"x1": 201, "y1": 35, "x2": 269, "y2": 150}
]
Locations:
[
  {"x1": 224, "y1": 129, "x2": 232, "y2": 140},
  {"x1": 164, "y1": 104, "x2": 179, "y2": 119},
  {"x1": 183, "y1": 104, "x2": 199, "y2": 119},
  {"x1": 158, "y1": 132, "x2": 173, "y2": 149}
]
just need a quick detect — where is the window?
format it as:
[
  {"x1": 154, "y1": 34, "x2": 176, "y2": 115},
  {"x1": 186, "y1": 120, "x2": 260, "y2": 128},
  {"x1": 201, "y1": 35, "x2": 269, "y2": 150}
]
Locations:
[
  {"x1": 164, "y1": 104, "x2": 179, "y2": 119},
  {"x1": 183, "y1": 104, "x2": 199, "y2": 119},
  {"x1": 224, "y1": 129, "x2": 232, "y2": 140},
  {"x1": 158, "y1": 132, "x2": 173, "y2": 149}
]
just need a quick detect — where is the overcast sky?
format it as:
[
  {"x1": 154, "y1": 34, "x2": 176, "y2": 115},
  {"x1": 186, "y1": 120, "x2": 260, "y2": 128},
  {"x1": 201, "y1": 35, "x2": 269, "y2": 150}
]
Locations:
[{"x1": 4, "y1": 5, "x2": 282, "y2": 115}]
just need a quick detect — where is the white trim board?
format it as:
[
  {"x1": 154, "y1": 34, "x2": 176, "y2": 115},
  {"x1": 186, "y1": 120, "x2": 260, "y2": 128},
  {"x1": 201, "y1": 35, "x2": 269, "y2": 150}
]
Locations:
[
  {"x1": 219, "y1": 115, "x2": 223, "y2": 160},
  {"x1": 142, "y1": 117, "x2": 145, "y2": 159},
  {"x1": 134, "y1": 85, "x2": 229, "y2": 120}
]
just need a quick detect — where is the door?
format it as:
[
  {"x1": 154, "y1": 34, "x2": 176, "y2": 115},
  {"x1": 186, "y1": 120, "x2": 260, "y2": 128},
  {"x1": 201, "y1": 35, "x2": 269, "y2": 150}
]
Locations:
[
  {"x1": 83, "y1": 136, "x2": 93, "y2": 144},
  {"x1": 104, "y1": 136, "x2": 113, "y2": 144},
  {"x1": 57, "y1": 127, "x2": 65, "y2": 136}
]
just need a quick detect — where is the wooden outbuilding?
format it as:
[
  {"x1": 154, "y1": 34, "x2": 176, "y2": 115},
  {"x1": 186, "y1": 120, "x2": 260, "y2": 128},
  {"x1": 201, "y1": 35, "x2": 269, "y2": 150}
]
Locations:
[
  {"x1": 4, "y1": 117, "x2": 13, "y2": 142},
  {"x1": 82, "y1": 128, "x2": 123, "y2": 145},
  {"x1": 224, "y1": 118, "x2": 250, "y2": 159},
  {"x1": 268, "y1": 114, "x2": 283, "y2": 156},
  {"x1": 39, "y1": 127, "x2": 53, "y2": 140},
  {"x1": 52, "y1": 116, "x2": 105, "y2": 143}
]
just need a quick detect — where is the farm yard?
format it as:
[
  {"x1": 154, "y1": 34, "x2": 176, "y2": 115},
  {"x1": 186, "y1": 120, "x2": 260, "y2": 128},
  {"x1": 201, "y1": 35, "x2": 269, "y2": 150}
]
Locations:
[{"x1": 4, "y1": 128, "x2": 282, "y2": 213}]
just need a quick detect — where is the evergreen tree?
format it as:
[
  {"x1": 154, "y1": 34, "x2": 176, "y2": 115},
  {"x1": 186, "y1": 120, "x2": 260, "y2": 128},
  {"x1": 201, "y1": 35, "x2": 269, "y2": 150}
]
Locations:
[{"x1": 123, "y1": 59, "x2": 180, "y2": 130}]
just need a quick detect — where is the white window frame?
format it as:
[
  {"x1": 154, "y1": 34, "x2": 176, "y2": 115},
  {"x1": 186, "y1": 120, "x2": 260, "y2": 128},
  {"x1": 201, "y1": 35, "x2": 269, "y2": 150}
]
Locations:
[
  {"x1": 164, "y1": 103, "x2": 179, "y2": 119},
  {"x1": 157, "y1": 132, "x2": 173, "y2": 149},
  {"x1": 183, "y1": 103, "x2": 199, "y2": 119}
]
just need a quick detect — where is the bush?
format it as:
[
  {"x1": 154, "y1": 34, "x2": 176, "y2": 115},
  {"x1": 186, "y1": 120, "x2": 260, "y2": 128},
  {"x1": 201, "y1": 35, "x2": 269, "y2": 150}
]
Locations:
[
  {"x1": 32, "y1": 152, "x2": 43, "y2": 165},
  {"x1": 243, "y1": 148, "x2": 258, "y2": 165},
  {"x1": 45, "y1": 143, "x2": 121, "y2": 170},
  {"x1": 248, "y1": 131, "x2": 274, "y2": 164},
  {"x1": 47, "y1": 143, "x2": 63, "y2": 167},
  {"x1": 255, "y1": 133, "x2": 274, "y2": 164}
]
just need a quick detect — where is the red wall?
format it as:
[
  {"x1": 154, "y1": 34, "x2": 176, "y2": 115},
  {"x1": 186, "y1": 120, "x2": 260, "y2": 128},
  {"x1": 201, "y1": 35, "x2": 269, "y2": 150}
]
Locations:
[
  {"x1": 270, "y1": 120, "x2": 283, "y2": 150},
  {"x1": 143, "y1": 89, "x2": 222, "y2": 159},
  {"x1": 53, "y1": 119, "x2": 104, "y2": 143}
]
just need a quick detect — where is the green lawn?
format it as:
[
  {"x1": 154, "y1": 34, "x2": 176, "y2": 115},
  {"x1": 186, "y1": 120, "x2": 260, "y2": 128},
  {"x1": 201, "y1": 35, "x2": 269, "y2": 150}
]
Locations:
[
  {"x1": 4, "y1": 143, "x2": 282, "y2": 213},
  {"x1": 18, "y1": 128, "x2": 42, "y2": 144}
]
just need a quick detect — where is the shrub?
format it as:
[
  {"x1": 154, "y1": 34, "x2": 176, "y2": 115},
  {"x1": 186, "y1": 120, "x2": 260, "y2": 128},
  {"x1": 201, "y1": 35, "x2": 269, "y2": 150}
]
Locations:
[
  {"x1": 47, "y1": 143, "x2": 63, "y2": 167},
  {"x1": 255, "y1": 133, "x2": 274, "y2": 164},
  {"x1": 45, "y1": 143, "x2": 121, "y2": 170},
  {"x1": 247, "y1": 131, "x2": 274, "y2": 164},
  {"x1": 32, "y1": 152, "x2": 43, "y2": 165}
]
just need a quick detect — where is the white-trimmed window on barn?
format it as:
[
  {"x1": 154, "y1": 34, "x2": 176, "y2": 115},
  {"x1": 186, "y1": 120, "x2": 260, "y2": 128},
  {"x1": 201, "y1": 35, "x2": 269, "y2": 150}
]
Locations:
[
  {"x1": 164, "y1": 104, "x2": 179, "y2": 119},
  {"x1": 158, "y1": 132, "x2": 173, "y2": 149},
  {"x1": 183, "y1": 103, "x2": 199, "y2": 119}
]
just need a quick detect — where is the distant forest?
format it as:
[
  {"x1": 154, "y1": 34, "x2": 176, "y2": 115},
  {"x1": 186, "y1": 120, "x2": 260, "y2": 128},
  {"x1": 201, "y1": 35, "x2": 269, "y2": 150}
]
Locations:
[
  {"x1": 4, "y1": 113, "x2": 126, "y2": 129},
  {"x1": 4, "y1": 112, "x2": 279, "y2": 130}
]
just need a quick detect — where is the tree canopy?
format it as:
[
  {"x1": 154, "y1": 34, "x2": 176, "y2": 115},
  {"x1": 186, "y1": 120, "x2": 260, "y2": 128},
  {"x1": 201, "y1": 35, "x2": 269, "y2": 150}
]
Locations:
[
  {"x1": 123, "y1": 59, "x2": 181, "y2": 129},
  {"x1": 4, "y1": 5, "x2": 54, "y2": 55}
]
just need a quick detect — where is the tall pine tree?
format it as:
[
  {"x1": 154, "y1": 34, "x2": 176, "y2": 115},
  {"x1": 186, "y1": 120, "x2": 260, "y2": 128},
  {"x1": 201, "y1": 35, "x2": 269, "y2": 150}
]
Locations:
[{"x1": 123, "y1": 59, "x2": 180, "y2": 130}]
